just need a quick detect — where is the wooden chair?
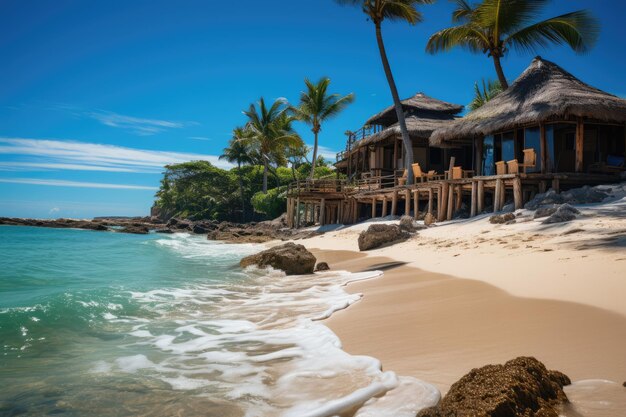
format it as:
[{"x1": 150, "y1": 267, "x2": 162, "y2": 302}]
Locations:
[
  {"x1": 412, "y1": 163, "x2": 428, "y2": 182},
  {"x1": 495, "y1": 161, "x2": 507, "y2": 175},
  {"x1": 397, "y1": 169, "x2": 408, "y2": 186},
  {"x1": 506, "y1": 159, "x2": 520, "y2": 174},
  {"x1": 521, "y1": 149, "x2": 537, "y2": 173},
  {"x1": 450, "y1": 166, "x2": 462, "y2": 179}
]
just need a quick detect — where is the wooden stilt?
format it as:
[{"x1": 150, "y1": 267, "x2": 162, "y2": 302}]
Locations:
[
  {"x1": 391, "y1": 191, "x2": 398, "y2": 216},
  {"x1": 575, "y1": 118, "x2": 584, "y2": 173},
  {"x1": 371, "y1": 197, "x2": 376, "y2": 218},
  {"x1": 500, "y1": 182, "x2": 506, "y2": 209},
  {"x1": 413, "y1": 190, "x2": 419, "y2": 220},
  {"x1": 455, "y1": 185, "x2": 462, "y2": 211},
  {"x1": 477, "y1": 180, "x2": 484, "y2": 214},
  {"x1": 405, "y1": 189, "x2": 411, "y2": 215},
  {"x1": 539, "y1": 181, "x2": 547, "y2": 194},
  {"x1": 471, "y1": 181, "x2": 478, "y2": 217},
  {"x1": 552, "y1": 178, "x2": 560, "y2": 193},
  {"x1": 494, "y1": 179, "x2": 503, "y2": 212},
  {"x1": 382, "y1": 197, "x2": 388, "y2": 217},
  {"x1": 295, "y1": 197, "x2": 300, "y2": 228},
  {"x1": 439, "y1": 183, "x2": 448, "y2": 222},
  {"x1": 428, "y1": 188, "x2": 433, "y2": 214},
  {"x1": 319, "y1": 198, "x2": 326, "y2": 225},
  {"x1": 446, "y1": 183, "x2": 454, "y2": 220},
  {"x1": 513, "y1": 177, "x2": 522, "y2": 210}
]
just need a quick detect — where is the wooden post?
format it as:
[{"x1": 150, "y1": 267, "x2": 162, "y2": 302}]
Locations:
[
  {"x1": 471, "y1": 181, "x2": 478, "y2": 217},
  {"x1": 413, "y1": 190, "x2": 419, "y2": 219},
  {"x1": 494, "y1": 179, "x2": 503, "y2": 212},
  {"x1": 428, "y1": 188, "x2": 433, "y2": 214},
  {"x1": 371, "y1": 197, "x2": 376, "y2": 218},
  {"x1": 310, "y1": 204, "x2": 315, "y2": 224},
  {"x1": 455, "y1": 185, "x2": 462, "y2": 211},
  {"x1": 405, "y1": 189, "x2": 411, "y2": 216},
  {"x1": 295, "y1": 197, "x2": 300, "y2": 228},
  {"x1": 477, "y1": 180, "x2": 484, "y2": 214},
  {"x1": 319, "y1": 198, "x2": 326, "y2": 225},
  {"x1": 539, "y1": 181, "x2": 547, "y2": 194},
  {"x1": 382, "y1": 196, "x2": 388, "y2": 217},
  {"x1": 513, "y1": 177, "x2": 522, "y2": 210},
  {"x1": 447, "y1": 156, "x2": 456, "y2": 180},
  {"x1": 391, "y1": 191, "x2": 398, "y2": 216},
  {"x1": 475, "y1": 137, "x2": 483, "y2": 175},
  {"x1": 338, "y1": 202, "x2": 343, "y2": 224},
  {"x1": 439, "y1": 183, "x2": 448, "y2": 222},
  {"x1": 393, "y1": 138, "x2": 398, "y2": 171},
  {"x1": 446, "y1": 183, "x2": 454, "y2": 220},
  {"x1": 575, "y1": 118, "x2": 584, "y2": 173},
  {"x1": 552, "y1": 178, "x2": 560, "y2": 193},
  {"x1": 540, "y1": 123, "x2": 547, "y2": 174}
]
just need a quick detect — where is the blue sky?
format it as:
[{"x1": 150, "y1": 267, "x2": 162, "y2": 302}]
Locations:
[{"x1": 1, "y1": 0, "x2": 625, "y2": 218}]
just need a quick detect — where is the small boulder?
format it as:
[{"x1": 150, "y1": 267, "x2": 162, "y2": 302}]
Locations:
[
  {"x1": 119, "y1": 225, "x2": 150, "y2": 234},
  {"x1": 192, "y1": 224, "x2": 210, "y2": 234},
  {"x1": 314, "y1": 262, "x2": 330, "y2": 272},
  {"x1": 542, "y1": 204, "x2": 580, "y2": 224},
  {"x1": 533, "y1": 205, "x2": 560, "y2": 219},
  {"x1": 358, "y1": 224, "x2": 408, "y2": 251},
  {"x1": 399, "y1": 215, "x2": 418, "y2": 232},
  {"x1": 424, "y1": 213, "x2": 436, "y2": 227},
  {"x1": 489, "y1": 213, "x2": 516, "y2": 224},
  {"x1": 418, "y1": 357, "x2": 571, "y2": 417},
  {"x1": 239, "y1": 242, "x2": 316, "y2": 275}
]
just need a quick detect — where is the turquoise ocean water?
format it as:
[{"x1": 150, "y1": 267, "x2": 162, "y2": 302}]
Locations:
[{"x1": 0, "y1": 225, "x2": 438, "y2": 417}]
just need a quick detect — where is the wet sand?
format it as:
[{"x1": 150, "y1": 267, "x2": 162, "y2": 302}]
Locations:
[{"x1": 313, "y1": 250, "x2": 626, "y2": 397}]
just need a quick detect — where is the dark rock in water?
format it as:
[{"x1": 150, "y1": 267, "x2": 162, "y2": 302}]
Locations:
[
  {"x1": 418, "y1": 357, "x2": 571, "y2": 417},
  {"x1": 239, "y1": 242, "x2": 316, "y2": 275},
  {"x1": 424, "y1": 213, "x2": 436, "y2": 226},
  {"x1": 358, "y1": 224, "x2": 408, "y2": 251},
  {"x1": 314, "y1": 262, "x2": 330, "y2": 272},
  {"x1": 155, "y1": 228, "x2": 174, "y2": 234},
  {"x1": 489, "y1": 213, "x2": 516, "y2": 224},
  {"x1": 542, "y1": 204, "x2": 580, "y2": 225},
  {"x1": 192, "y1": 224, "x2": 211, "y2": 234},
  {"x1": 167, "y1": 218, "x2": 192, "y2": 230},
  {"x1": 118, "y1": 225, "x2": 150, "y2": 234}
]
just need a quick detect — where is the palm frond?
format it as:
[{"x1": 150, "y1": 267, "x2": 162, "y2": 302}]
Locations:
[
  {"x1": 451, "y1": 0, "x2": 474, "y2": 23},
  {"x1": 506, "y1": 10, "x2": 599, "y2": 54},
  {"x1": 426, "y1": 24, "x2": 488, "y2": 54}
]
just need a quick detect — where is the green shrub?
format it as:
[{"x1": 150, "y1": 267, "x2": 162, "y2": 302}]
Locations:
[{"x1": 251, "y1": 187, "x2": 286, "y2": 219}]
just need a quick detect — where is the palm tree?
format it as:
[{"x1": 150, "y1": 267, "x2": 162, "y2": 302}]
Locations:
[
  {"x1": 242, "y1": 98, "x2": 303, "y2": 193},
  {"x1": 335, "y1": 0, "x2": 435, "y2": 184},
  {"x1": 219, "y1": 127, "x2": 253, "y2": 222},
  {"x1": 285, "y1": 142, "x2": 311, "y2": 181},
  {"x1": 468, "y1": 78, "x2": 502, "y2": 110},
  {"x1": 292, "y1": 77, "x2": 354, "y2": 179},
  {"x1": 426, "y1": 0, "x2": 599, "y2": 89}
]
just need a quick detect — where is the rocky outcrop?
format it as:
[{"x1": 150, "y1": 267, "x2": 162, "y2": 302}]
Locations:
[
  {"x1": 239, "y1": 243, "x2": 316, "y2": 275},
  {"x1": 358, "y1": 224, "x2": 408, "y2": 251},
  {"x1": 118, "y1": 225, "x2": 150, "y2": 234},
  {"x1": 542, "y1": 204, "x2": 580, "y2": 224},
  {"x1": 525, "y1": 186, "x2": 609, "y2": 210},
  {"x1": 418, "y1": 357, "x2": 571, "y2": 417},
  {"x1": 489, "y1": 213, "x2": 516, "y2": 224},
  {"x1": 314, "y1": 262, "x2": 330, "y2": 272}
]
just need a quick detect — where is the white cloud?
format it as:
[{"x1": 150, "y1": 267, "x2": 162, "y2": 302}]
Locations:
[
  {"x1": 313, "y1": 145, "x2": 340, "y2": 162},
  {"x1": 85, "y1": 110, "x2": 196, "y2": 136},
  {"x1": 0, "y1": 137, "x2": 232, "y2": 172},
  {"x1": 0, "y1": 161, "x2": 160, "y2": 173},
  {"x1": 188, "y1": 136, "x2": 211, "y2": 141},
  {"x1": 49, "y1": 207, "x2": 60, "y2": 214},
  {"x1": 0, "y1": 178, "x2": 158, "y2": 190}
]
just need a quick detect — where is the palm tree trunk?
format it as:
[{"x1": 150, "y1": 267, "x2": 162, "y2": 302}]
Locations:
[
  {"x1": 492, "y1": 55, "x2": 509, "y2": 89},
  {"x1": 238, "y1": 162, "x2": 245, "y2": 222},
  {"x1": 309, "y1": 130, "x2": 319, "y2": 179},
  {"x1": 375, "y1": 22, "x2": 414, "y2": 184},
  {"x1": 263, "y1": 158, "x2": 268, "y2": 193}
]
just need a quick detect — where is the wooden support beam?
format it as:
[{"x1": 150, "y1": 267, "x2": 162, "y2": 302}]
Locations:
[
  {"x1": 538, "y1": 181, "x2": 547, "y2": 194},
  {"x1": 447, "y1": 156, "x2": 456, "y2": 180},
  {"x1": 446, "y1": 183, "x2": 454, "y2": 220},
  {"x1": 428, "y1": 188, "x2": 433, "y2": 214},
  {"x1": 438, "y1": 183, "x2": 448, "y2": 222},
  {"x1": 477, "y1": 180, "x2": 484, "y2": 214},
  {"x1": 310, "y1": 204, "x2": 315, "y2": 224},
  {"x1": 405, "y1": 189, "x2": 411, "y2": 215},
  {"x1": 494, "y1": 179, "x2": 503, "y2": 212},
  {"x1": 471, "y1": 181, "x2": 478, "y2": 217},
  {"x1": 382, "y1": 196, "x2": 388, "y2": 217},
  {"x1": 319, "y1": 198, "x2": 326, "y2": 225},
  {"x1": 354, "y1": 200, "x2": 359, "y2": 224},
  {"x1": 371, "y1": 197, "x2": 376, "y2": 218},
  {"x1": 575, "y1": 118, "x2": 584, "y2": 173},
  {"x1": 413, "y1": 190, "x2": 419, "y2": 220},
  {"x1": 295, "y1": 197, "x2": 300, "y2": 228},
  {"x1": 513, "y1": 176, "x2": 522, "y2": 210},
  {"x1": 455, "y1": 185, "x2": 462, "y2": 211},
  {"x1": 391, "y1": 191, "x2": 398, "y2": 216},
  {"x1": 552, "y1": 178, "x2": 560, "y2": 194},
  {"x1": 338, "y1": 202, "x2": 343, "y2": 224},
  {"x1": 540, "y1": 123, "x2": 547, "y2": 173}
]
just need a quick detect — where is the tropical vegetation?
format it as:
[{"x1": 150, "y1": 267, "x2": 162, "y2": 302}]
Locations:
[
  {"x1": 468, "y1": 79, "x2": 502, "y2": 110},
  {"x1": 426, "y1": 0, "x2": 599, "y2": 89}
]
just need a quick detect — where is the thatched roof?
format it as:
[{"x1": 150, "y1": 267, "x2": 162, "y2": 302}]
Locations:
[
  {"x1": 366, "y1": 92, "x2": 464, "y2": 126},
  {"x1": 431, "y1": 57, "x2": 626, "y2": 146},
  {"x1": 355, "y1": 114, "x2": 458, "y2": 150}
]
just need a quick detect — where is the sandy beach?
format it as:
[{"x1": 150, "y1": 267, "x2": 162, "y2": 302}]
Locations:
[{"x1": 282, "y1": 188, "x2": 626, "y2": 414}]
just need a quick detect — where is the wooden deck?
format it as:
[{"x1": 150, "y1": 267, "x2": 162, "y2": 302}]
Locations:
[{"x1": 285, "y1": 172, "x2": 621, "y2": 228}]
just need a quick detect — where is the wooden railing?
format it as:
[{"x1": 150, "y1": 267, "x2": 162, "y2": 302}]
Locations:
[
  {"x1": 336, "y1": 124, "x2": 385, "y2": 163},
  {"x1": 287, "y1": 178, "x2": 348, "y2": 195},
  {"x1": 349, "y1": 174, "x2": 397, "y2": 192}
]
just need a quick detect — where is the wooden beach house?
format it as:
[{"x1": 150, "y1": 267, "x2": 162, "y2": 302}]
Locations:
[{"x1": 286, "y1": 57, "x2": 626, "y2": 228}]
